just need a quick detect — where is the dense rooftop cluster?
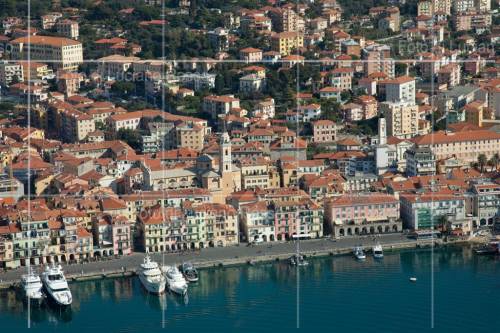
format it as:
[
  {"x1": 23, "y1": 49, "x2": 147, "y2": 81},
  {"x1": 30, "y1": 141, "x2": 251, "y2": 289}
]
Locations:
[{"x1": 0, "y1": 0, "x2": 498, "y2": 269}]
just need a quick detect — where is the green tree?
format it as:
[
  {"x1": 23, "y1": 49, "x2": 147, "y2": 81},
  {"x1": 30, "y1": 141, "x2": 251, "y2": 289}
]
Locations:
[
  {"x1": 215, "y1": 74, "x2": 225, "y2": 95},
  {"x1": 477, "y1": 154, "x2": 487, "y2": 173},
  {"x1": 489, "y1": 153, "x2": 499, "y2": 171},
  {"x1": 111, "y1": 81, "x2": 135, "y2": 98},
  {"x1": 117, "y1": 128, "x2": 142, "y2": 151},
  {"x1": 437, "y1": 215, "x2": 448, "y2": 233}
]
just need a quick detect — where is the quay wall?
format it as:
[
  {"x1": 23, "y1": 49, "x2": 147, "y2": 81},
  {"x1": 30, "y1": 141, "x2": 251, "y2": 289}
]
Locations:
[{"x1": 0, "y1": 238, "x2": 465, "y2": 290}]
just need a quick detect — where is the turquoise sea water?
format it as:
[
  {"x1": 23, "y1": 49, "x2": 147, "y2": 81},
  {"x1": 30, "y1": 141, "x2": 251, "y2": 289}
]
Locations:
[{"x1": 1, "y1": 246, "x2": 499, "y2": 332}]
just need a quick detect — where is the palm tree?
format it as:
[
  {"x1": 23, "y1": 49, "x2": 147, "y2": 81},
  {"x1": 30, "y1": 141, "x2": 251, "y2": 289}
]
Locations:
[
  {"x1": 437, "y1": 215, "x2": 448, "y2": 233},
  {"x1": 490, "y1": 153, "x2": 499, "y2": 171},
  {"x1": 477, "y1": 154, "x2": 487, "y2": 173}
]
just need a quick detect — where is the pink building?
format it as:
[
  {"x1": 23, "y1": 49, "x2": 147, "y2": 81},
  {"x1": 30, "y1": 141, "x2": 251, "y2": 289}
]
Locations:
[
  {"x1": 312, "y1": 119, "x2": 337, "y2": 143},
  {"x1": 272, "y1": 199, "x2": 323, "y2": 241},
  {"x1": 324, "y1": 194, "x2": 401, "y2": 237},
  {"x1": 92, "y1": 214, "x2": 132, "y2": 256}
]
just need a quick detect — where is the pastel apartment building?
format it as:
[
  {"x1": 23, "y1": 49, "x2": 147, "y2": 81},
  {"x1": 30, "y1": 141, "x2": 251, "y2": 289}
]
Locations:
[
  {"x1": 92, "y1": 214, "x2": 132, "y2": 256},
  {"x1": 312, "y1": 119, "x2": 337, "y2": 143},
  {"x1": 380, "y1": 102, "x2": 420, "y2": 139},
  {"x1": 240, "y1": 201, "x2": 276, "y2": 243},
  {"x1": 356, "y1": 95, "x2": 378, "y2": 119},
  {"x1": 383, "y1": 76, "x2": 416, "y2": 104},
  {"x1": 0, "y1": 61, "x2": 23, "y2": 86},
  {"x1": 203, "y1": 95, "x2": 240, "y2": 120},
  {"x1": 56, "y1": 19, "x2": 79, "y2": 40},
  {"x1": 324, "y1": 194, "x2": 401, "y2": 238},
  {"x1": 400, "y1": 193, "x2": 466, "y2": 230},
  {"x1": 271, "y1": 32, "x2": 304, "y2": 56},
  {"x1": 285, "y1": 103, "x2": 321, "y2": 122},
  {"x1": 239, "y1": 47, "x2": 263, "y2": 62},
  {"x1": 362, "y1": 44, "x2": 395, "y2": 79},
  {"x1": 471, "y1": 182, "x2": 500, "y2": 227},
  {"x1": 438, "y1": 64, "x2": 461, "y2": 88},
  {"x1": 273, "y1": 199, "x2": 323, "y2": 240}
]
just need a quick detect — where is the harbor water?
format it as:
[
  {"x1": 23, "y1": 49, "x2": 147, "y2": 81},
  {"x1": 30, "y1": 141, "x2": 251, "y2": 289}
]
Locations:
[{"x1": 0, "y1": 246, "x2": 499, "y2": 332}]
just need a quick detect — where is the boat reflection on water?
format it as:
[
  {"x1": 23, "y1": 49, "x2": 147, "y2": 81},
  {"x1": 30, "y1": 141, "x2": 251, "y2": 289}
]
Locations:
[
  {"x1": 138, "y1": 279, "x2": 168, "y2": 312},
  {"x1": 45, "y1": 303, "x2": 73, "y2": 323},
  {"x1": 20, "y1": 298, "x2": 73, "y2": 324}
]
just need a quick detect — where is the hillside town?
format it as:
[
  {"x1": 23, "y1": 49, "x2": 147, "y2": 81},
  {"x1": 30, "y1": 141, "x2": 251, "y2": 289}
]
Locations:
[{"x1": 0, "y1": 0, "x2": 499, "y2": 271}]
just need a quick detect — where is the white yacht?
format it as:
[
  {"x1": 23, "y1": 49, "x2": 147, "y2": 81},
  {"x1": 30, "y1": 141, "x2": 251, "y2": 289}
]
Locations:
[
  {"x1": 41, "y1": 264, "x2": 72, "y2": 306},
  {"x1": 138, "y1": 255, "x2": 166, "y2": 294},
  {"x1": 21, "y1": 271, "x2": 44, "y2": 305},
  {"x1": 353, "y1": 246, "x2": 366, "y2": 260},
  {"x1": 373, "y1": 244, "x2": 384, "y2": 259},
  {"x1": 162, "y1": 265, "x2": 188, "y2": 295}
]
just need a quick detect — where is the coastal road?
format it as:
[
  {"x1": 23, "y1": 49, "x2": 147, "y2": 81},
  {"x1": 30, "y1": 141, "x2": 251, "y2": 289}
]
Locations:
[{"x1": 0, "y1": 234, "x2": 414, "y2": 284}]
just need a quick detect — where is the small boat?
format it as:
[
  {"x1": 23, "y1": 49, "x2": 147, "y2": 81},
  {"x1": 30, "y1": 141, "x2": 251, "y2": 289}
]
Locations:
[
  {"x1": 180, "y1": 262, "x2": 199, "y2": 282},
  {"x1": 353, "y1": 246, "x2": 366, "y2": 260},
  {"x1": 138, "y1": 255, "x2": 166, "y2": 294},
  {"x1": 410, "y1": 277, "x2": 417, "y2": 282},
  {"x1": 21, "y1": 271, "x2": 44, "y2": 306},
  {"x1": 474, "y1": 241, "x2": 499, "y2": 255},
  {"x1": 41, "y1": 263, "x2": 72, "y2": 306},
  {"x1": 373, "y1": 244, "x2": 384, "y2": 259},
  {"x1": 162, "y1": 266, "x2": 188, "y2": 295},
  {"x1": 289, "y1": 254, "x2": 309, "y2": 266}
]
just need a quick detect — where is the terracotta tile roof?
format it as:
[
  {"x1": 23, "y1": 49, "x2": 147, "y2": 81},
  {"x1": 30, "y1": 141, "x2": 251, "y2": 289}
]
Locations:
[
  {"x1": 12, "y1": 35, "x2": 81, "y2": 47},
  {"x1": 100, "y1": 197, "x2": 127, "y2": 211},
  {"x1": 312, "y1": 119, "x2": 335, "y2": 126},
  {"x1": 327, "y1": 194, "x2": 399, "y2": 206},
  {"x1": 413, "y1": 130, "x2": 500, "y2": 145}
]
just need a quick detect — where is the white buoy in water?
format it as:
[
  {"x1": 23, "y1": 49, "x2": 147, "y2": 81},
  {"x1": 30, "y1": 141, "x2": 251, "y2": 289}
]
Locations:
[{"x1": 410, "y1": 277, "x2": 417, "y2": 282}]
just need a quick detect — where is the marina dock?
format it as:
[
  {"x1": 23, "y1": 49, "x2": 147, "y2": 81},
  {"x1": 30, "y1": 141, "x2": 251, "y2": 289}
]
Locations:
[{"x1": 0, "y1": 234, "x2": 466, "y2": 290}]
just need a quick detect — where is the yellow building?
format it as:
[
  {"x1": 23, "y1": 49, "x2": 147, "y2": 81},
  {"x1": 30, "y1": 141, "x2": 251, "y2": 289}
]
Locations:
[
  {"x1": 271, "y1": 32, "x2": 304, "y2": 56},
  {"x1": 238, "y1": 157, "x2": 271, "y2": 189},
  {"x1": 174, "y1": 124, "x2": 205, "y2": 151},
  {"x1": 380, "y1": 102, "x2": 420, "y2": 139},
  {"x1": 19, "y1": 62, "x2": 53, "y2": 81},
  {"x1": 464, "y1": 101, "x2": 484, "y2": 127}
]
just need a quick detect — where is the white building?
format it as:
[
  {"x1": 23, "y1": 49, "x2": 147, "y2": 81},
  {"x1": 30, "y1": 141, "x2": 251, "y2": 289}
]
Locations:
[
  {"x1": 239, "y1": 74, "x2": 265, "y2": 93},
  {"x1": 385, "y1": 76, "x2": 416, "y2": 104},
  {"x1": 0, "y1": 62, "x2": 23, "y2": 86},
  {"x1": 240, "y1": 201, "x2": 276, "y2": 243}
]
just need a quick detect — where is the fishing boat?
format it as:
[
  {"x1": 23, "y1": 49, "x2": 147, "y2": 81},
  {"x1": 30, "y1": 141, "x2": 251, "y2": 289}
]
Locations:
[
  {"x1": 353, "y1": 246, "x2": 366, "y2": 260},
  {"x1": 41, "y1": 264, "x2": 72, "y2": 306},
  {"x1": 373, "y1": 244, "x2": 384, "y2": 259},
  {"x1": 138, "y1": 255, "x2": 166, "y2": 294},
  {"x1": 20, "y1": 271, "x2": 44, "y2": 306},
  {"x1": 474, "y1": 241, "x2": 499, "y2": 255},
  {"x1": 289, "y1": 254, "x2": 309, "y2": 266},
  {"x1": 180, "y1": 262, "x2": 199, "y2": 282}
]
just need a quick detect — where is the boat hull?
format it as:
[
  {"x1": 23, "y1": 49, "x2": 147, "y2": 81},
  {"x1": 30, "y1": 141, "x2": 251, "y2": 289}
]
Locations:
[
  {"x1": 184, "y1": 276, "x2": 199, "y2": 283},
  {"x1": 44, "y1": 289, "x2": 72, "y2": 307},
  {"x1": 139, "y1": 274, "x2": 166, "y2": 294},
  {"x1": 23, "y1": 294, "x2": 44, "y2": 306},
  {"x1": 168, "y1": 283, "x2": 187, "y2": 295}
]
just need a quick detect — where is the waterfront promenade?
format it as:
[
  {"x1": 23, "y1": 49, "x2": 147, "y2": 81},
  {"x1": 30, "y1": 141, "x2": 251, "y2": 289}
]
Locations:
[{"x1": 0, "y1": 234, "x2": 449, "y2": 287}]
